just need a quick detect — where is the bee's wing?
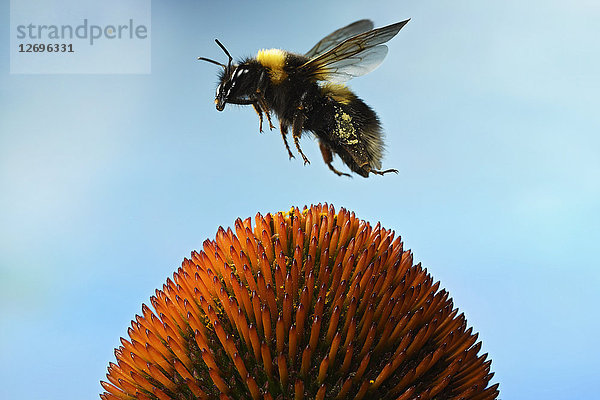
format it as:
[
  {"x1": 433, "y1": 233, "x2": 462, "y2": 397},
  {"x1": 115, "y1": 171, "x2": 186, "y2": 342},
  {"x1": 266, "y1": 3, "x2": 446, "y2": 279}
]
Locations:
[
  {"x1": 302, "y1": 19, "x2": 409, "y2": 84},
  {"x1": 304, "y1": 19, "x2": 374, "y2": 59}
]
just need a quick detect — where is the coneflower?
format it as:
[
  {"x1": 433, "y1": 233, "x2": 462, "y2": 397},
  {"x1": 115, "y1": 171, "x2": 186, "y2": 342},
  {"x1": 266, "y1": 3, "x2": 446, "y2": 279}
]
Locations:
[{"x1": 101, "y1": 204, "x2": 499, "y2": 399}]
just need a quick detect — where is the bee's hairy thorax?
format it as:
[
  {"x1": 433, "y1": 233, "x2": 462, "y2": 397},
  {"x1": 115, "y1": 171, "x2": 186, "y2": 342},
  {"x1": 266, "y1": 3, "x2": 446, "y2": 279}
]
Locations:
[{"x1": 252, "y1": 51, "x2": 385, "y2": 176}]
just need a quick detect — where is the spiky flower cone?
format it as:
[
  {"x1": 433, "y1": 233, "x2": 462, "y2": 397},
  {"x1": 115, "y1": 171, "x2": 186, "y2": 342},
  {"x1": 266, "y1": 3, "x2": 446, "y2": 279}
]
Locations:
[{"x1": 101, "y1": 204, "x2": 499, "y2": 400}]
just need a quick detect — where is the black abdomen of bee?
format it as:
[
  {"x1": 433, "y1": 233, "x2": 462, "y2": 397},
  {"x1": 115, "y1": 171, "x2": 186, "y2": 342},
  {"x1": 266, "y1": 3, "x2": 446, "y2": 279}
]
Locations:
[{"x1": 307, "y1": 93, "x2": 385, "y2": 177}]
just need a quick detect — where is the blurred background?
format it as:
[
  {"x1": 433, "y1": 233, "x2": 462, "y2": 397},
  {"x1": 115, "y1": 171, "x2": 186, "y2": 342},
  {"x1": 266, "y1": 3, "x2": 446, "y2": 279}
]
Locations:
[{"x1": 1, "y1": 0, "x2": 599, "y2": 399}]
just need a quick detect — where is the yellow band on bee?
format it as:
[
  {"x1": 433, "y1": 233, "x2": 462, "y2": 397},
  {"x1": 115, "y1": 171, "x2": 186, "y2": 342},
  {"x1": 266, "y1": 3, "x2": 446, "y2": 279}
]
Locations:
[
  {"x1": 257, "y1": 48, "x2": 288, "y2": 84},
  {"x1": 321, "y1": 83, "x2": 355, "y2": 105}
]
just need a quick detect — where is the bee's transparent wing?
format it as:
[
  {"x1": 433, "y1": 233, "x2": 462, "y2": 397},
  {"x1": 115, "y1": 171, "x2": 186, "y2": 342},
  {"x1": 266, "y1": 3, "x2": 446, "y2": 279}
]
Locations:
[
  {"x1": 305, "y1": 19, "x2": 374, "y2": 59},
  {"x1": 302, "y1": 19, "x2": 409, "y2": 83}
]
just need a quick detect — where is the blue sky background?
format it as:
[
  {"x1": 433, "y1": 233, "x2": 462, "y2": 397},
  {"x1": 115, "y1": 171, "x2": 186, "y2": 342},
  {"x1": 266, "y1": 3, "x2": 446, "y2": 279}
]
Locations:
[{"x1": 1, "y1": 1, "x2": 599, "y2": 399}]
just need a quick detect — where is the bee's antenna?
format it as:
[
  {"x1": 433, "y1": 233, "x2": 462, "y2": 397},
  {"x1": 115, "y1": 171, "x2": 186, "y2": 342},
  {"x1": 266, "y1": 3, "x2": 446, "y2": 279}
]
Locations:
[
  {"x1": 197, "y1": 56, "x2": 226, "y2": 69},
  {"x1": 214, "y1": 39, "x2": 233, "y2": 69},
  {"x1": 197, "y1": 39, "x2": 233, "y2": 70}
]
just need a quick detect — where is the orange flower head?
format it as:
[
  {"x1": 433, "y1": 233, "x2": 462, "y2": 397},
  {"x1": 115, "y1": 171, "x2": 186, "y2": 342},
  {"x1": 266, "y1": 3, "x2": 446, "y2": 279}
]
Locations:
[{"x1": 101, "y1": 204, "x2": 499, "y2": 400}]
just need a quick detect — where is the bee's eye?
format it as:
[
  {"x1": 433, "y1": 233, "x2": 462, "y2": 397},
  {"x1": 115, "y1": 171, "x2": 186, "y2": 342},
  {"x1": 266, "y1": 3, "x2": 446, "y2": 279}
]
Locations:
[
  {"x1": 224, "y1": 80, "x2": 235, "y2": 97},
  {"x1": 233, "y1": 68, "x2": 247, "y2": 79}
]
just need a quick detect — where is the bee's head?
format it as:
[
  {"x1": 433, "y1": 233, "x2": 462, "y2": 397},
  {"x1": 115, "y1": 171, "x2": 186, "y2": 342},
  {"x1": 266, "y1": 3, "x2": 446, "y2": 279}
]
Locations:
[
  {"x1": 198, "y1": 39, "x2": 236, "y2": 112},
  {"x1": 215, "y1": 64, "x2": 243, "y2": 112}
]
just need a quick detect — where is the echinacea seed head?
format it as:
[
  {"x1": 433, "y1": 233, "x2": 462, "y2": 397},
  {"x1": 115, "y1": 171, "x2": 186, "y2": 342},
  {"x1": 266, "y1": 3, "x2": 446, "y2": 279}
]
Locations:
[{"x1": 101, "y1": 203, "x2": 499, "y2": 400}]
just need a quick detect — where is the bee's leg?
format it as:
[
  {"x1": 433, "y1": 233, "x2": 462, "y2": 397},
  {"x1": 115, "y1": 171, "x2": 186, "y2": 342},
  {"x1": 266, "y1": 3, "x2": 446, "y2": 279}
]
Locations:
[
  {"x1": 291, "y1": 113, "x2": 310, "y2": 165},
  {"x1": 255, "y1": 71, "x2": 275, "y2": 131},
  {"x1": 227, "y1": 98, "x2": 265, "y2": 133},
  {"x1": 319, "y1": 141, "x2": 350, "y2": 177},
  {"x1": 251, "y1": 101, "x2": 265, "y2": 133},
  {"x1": 279, "y1": 121, "x2": 295, "y2": 159},
  {"x1": 257, "y1": 96, "x2": 275, "y2": 130},
  {"x1": 370, "y1": 168, "x2": 399, "y2": 175}
]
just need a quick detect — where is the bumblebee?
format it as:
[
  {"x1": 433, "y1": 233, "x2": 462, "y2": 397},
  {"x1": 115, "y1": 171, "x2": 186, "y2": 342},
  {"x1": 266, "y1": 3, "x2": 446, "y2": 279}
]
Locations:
[{"x1": 198, "y1": 19, "x2": 409, "y2": 177}]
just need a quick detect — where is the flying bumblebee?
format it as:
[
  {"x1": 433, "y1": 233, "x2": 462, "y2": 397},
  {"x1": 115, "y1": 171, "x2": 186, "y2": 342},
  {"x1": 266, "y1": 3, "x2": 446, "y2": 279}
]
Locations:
[{"x1": 198, "y1": 19, "x2": 409, "y2": 177}]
